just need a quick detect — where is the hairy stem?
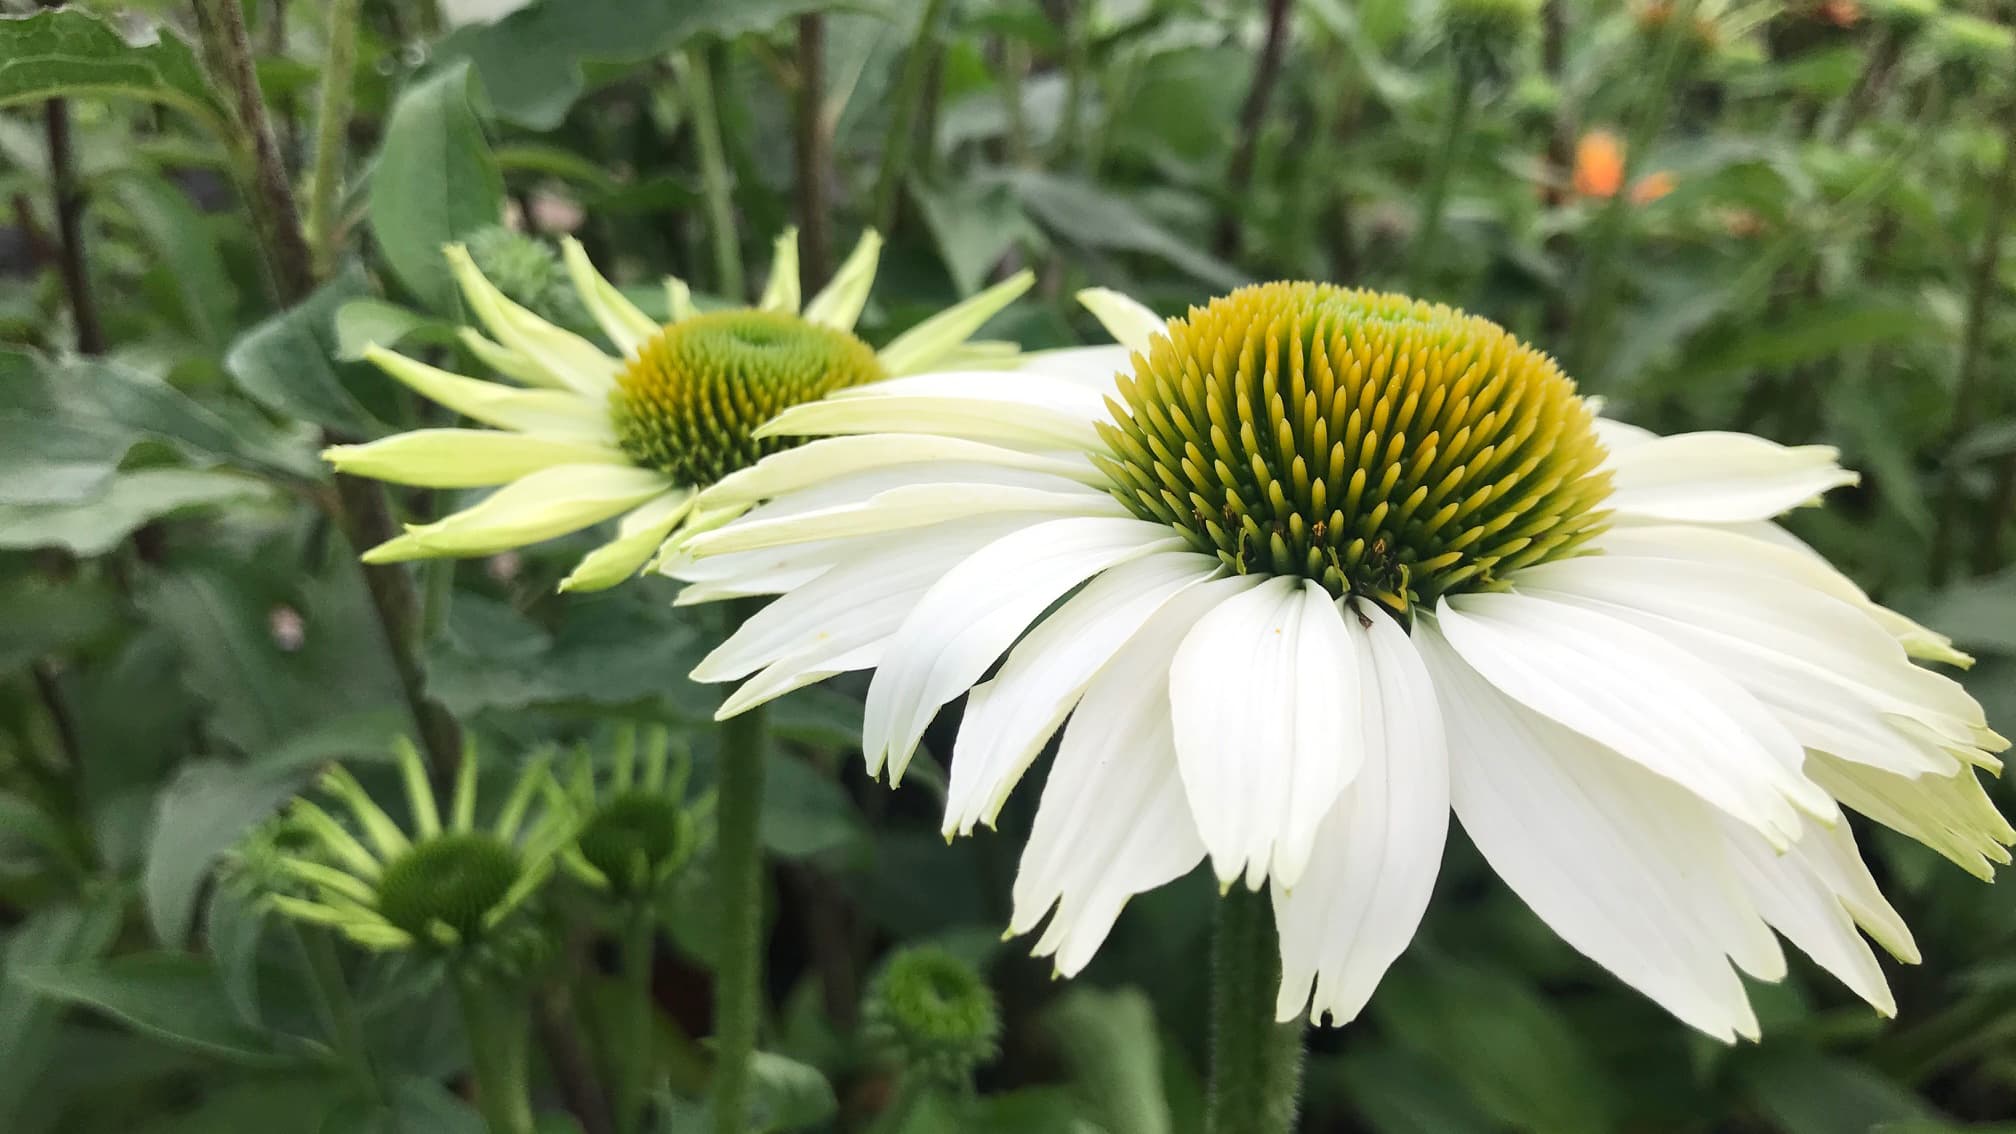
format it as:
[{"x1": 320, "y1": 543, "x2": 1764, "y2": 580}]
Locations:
[
  {"x1": 305, "y1": 0, "x2": 363, "y2": 276},
  {"x1": 1204, "y1": 889, "x2": 1304, "y2": 1134},
  {"x1": 43, "y1": 98, "x2": 103, "y2": 355},
  {"x1": 1404, "y1": 70, "x2": 1477, "y2": 294},
  {"x1": 871, "y1": 0, "x2": 948, "y2": 236},
  {"x1": 711, "y1": 602, "x2": 771, "y2": 1134},
  {"x1": 615, "y1": 913, "x2": 656, "y2": 1134},
  {"x1": 677, "y1": 51, "x2": 746, "y2": 301},
  {"x1": 1213, "y1": 0, "x2": 1294, "y2": 258},
  {"x1": 794, "y1": 14, "x2": 833, "y2": 292},
  {"x1": 456, "y1": 972, "x2": 537, "y2": 1134}
]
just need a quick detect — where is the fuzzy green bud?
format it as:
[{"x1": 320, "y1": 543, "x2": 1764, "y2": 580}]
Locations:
[
  {"x1": 1442, "y1": 0, "x2": 1539, "y2": 87},
  {"x1": 462, "y1": 226, "x2": 593, "y2": 333},
  {"x1": 862, "y1": 947, "x2": 1001, "y2": 1090}
]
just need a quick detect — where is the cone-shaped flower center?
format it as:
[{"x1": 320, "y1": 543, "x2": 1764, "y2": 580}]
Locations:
[
  {"x1": 1096, "y1": 282, "x2": 1611, "y2": 610},
  {"x1": 375, "y1": 832, "x2": 521, "y2": 941},
  {"x1": 577, "y1": 789, "x2": 688, "y2": 895},
  {"x1": 612, "y1": 310, "x2": 886, "y2": 485}
]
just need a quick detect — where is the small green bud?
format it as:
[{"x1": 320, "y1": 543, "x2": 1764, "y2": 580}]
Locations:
[
  {"x1": 862, "y1": 947, "x2": 1001, "y2": 1090},
  {"x1": 461, "y1": 226, "x2": 593, "y2": 333},
  {"x1": 1441, "y1": 0, "x2": 1540, "y2": 87}
]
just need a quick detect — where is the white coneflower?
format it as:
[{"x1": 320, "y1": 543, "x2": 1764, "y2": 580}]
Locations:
[
  {"x1": 324, "y1": 230, "x2": 1030, "y2": 591},
  {"x1": 669, "y1": 281, "x2": 2008, "y2": 1043}
]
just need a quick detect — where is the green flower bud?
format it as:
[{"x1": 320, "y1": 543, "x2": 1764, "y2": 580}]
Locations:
[
  {"x1": 461, "y1": 226, "x2": 594, "y2": 334},
  {"x1": 559, "y1": 725, "x2": 712, "y2": 902},
  {"x1": 1441, "y1": 0, "x2": 1540, "y2": 87},
  {"x1": 863, "y1": 947, "x2": 1001, "y2": 1090}
]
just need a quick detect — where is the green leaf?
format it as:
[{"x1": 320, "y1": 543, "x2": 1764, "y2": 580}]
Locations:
[
  {"x1": 0, "y1": 889, "x2": 126, "y2": 1125},
  {"x1": 0, "y1": 10, "x2": 228, "y2": 133},
  {"x1": 204, "y1": 885, "x2": 267, "y2": 1029},
  {"x1": 111, "y1": 173, "x2": 239, "y2": 350},
  {"x1": 332, "y1": 299, "x2": 460, "y2": 362},
  {"x1": 433, "y1": 0, "x2": 836, "y2": 129},
  {"x1": 131, "y1": 1073, "x2": 359, "y2": 1134},
  {"x1": 142, "y1": 759, "x2": 304, "y2": 946},
  {"x1": 914, "y1": 179, "x2": 1038, "y2": 297},
  {"x1": 748, "y1": 1050, "x2": 839, "y2": 1131},
  {"x1": 1329, "y1": 1046, "x2": 1501, "y2": 1134},
  {"x1": 1007, "y1": 171, "x2": 1248, "y2": 291},
  {"x1": 0, "y1": 469, "x2": 272, "y2": 557},
  {"x1": 1909, "y1": 571, "x2": 2016, "y2": 655},
  {"x1": 225, "y1": 267, "x2": 388, "y2": 438},
  {"x1": 321, "y1": 1077, "x2": 486, "y2": 1134},
  {"x1": 759, "y1": 754, "x2": 866, "y2": 861},
  {"x1": 1666, "y1": 297, "x2": 1925, "y2": 384},
  {"x1": 368, "y1": 63, "x2": 505, "y2": 315},
  {"x1": 12, "y1": 952, "x2": 296, "y2": 1066},
  {"x1": 0, "y1": 573, "x2": 122, "y2": 673},
  {"x1": 1041, "y1": 986, "x2": 1172, "y2": 1134},
  {"x1": 1740, "y1": 1051, "x2": 1937, "y2": 1134}
]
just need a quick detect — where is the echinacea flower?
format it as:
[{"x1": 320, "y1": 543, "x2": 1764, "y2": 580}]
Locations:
[
  {"x1": 260, "y1": 739, "x2": 572, "y2": 953},
  {"x1": 668, "y1": 281, "x2": 2010, "y2": 1040},
  {"x1": 325, "y1": 230, "x2": 1032, "y2": 591},
  {"x1": 553, "y1": 724, "x2": 711, "y2": 900}
]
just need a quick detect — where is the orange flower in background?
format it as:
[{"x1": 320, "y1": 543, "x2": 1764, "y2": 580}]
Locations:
[
  {"x1": 1630, "y1": 170, "x2": 1676, "y2": 203},
  {"x1": 1572, "y1": 129, "x2": 1674, "y2": 204}
]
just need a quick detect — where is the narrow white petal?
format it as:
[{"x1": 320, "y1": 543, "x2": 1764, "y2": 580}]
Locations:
[
  {"x1": 1810, "y1": 755, "x2": 2014, "y2": 881},
  {"x1": 757, "y1": 228, "x2": 801, "y2": 314},
  {"x1": 801, "y1": 229, "x2": 882, "y2": 330},
  {"x1": 876, "y1": 270, "x2": 1035, "y2": 375},
  {"x1": 683, "y1": 478, "x2": 1121, "y2": 558},
  {"x1": 388, "y1": 465, "x2": 671, "y2": 558},
  {"x1": 665, "y1": 276, "x2": 697, "y2": 323},
  {"x1": 1720, "y1": 817, "x2": 1903, "y2": 1015},
  {"x1": 1605, "y1": 431, "x2": 1859, "y2": 522},
  {"x1": 324, "y1": 430, "x2": 626, "y2": 488},
  {"x1": 946, "y1": 550, "x2": 1221, "y2": 836},
  {"x1": 364, "y1": 347, "x2": 615, "y2": 442},
  {"x1": 1169, "y1": 578, "x2": 1362, "y2": 892},
  {"x1": 1415, "y1": 620, "x2": 1768, "y2": 1043},
  {"x1": 1272, "y1": 602, "x2": 1450, "y2": 1025},
  {"x1": 1593, "y1": 417, "x2": 1656, "y2": 451},
  {"x1": 1018, "y1": 345, "x2": 1134, "y2": 392},
  {"x1": 1438, "y1": 591, "x2": 1832, "y2": 846},
  {"x1": 1075, "y1": 288, "x2": 1166, "y2": 354},
  {"x1": 558, "y1": 489, "x2": 697, "y2": 593},
  {"x1": 1011, "y1": 579, "x2": 1255, "y2": 975},
  {"x1": 458, "y1": 328, "x2": 568, "y2": 389},
  {"x1": 446, "y1": 244, "x2": 618, "y2": 396},
  {"x1": 763, "y1": 371, "x2": 1111, "y2": 452},
  {"x1": 560, "y1": 238, "x2": 661, "y2": 355},
  {"x1": 698, "y1": 434, "x2": 1101, "y2": 511}
]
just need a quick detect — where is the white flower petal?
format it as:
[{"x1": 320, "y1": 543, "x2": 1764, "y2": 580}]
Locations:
[
  {"x1": 1170, "y1": 577, "x2": 1363, "y2": 891},
  {"x1": 323, "y1": 430, "x2": 627, "y2": 488},
  {"x1": 1019, "y1": 345, "x2": 1134, "y2": 392},
  {"x1": 682, "y1": 477, "x2": 1122, "y2": 558},
  {"x1": 1593, "y1": 417, "x2": 1656, "y2": 451},
  {"x1": 802, "y1": 229, "x2": 882, "y2": 331},
  {"x1": 1605, "y1": 431, "x2": 1859, "y2": 522},
  {"x1": 864, "y1": 516, "x2": 1188, "y2": 783},
  {"x1": 1272, "y1": 602, "x2": 1450, "y2": 1025},
  {"x1": 1075, "y1": 288, "x2": 1166, "y2": 354},
  {"x1": 1414, "y1": 620, "x2": 1769, "y2": 1043},
  {"x1": 1011, "y1": 578, "x2": 1255, "y2": 975},
  {"x1": 560, "y1": 238, "x2": 661, "y2": 355},
  {"x1": 665, "y1": 276, "x2": 697, "y2": 322},
  {"x1": 458, "y1": 328, "x2": 567, "y2": 389},
  {"x1": 369, "y1": 465, "x2": 671, "y2": 560},
  {"x1": 364, "y1": 347, "x2": 615, "y2": 442},
  {"x1": 946, "y1": 550, "x2": 1221, "y2": 837},
  {"x1": 558, "y1": 489, "x2": 696, "y2": 593},
  {"x1": 446, "y1": 244, "x2": 618, "y2": 396},
  {"x1": 1438, "y1": 591, "x2": 1832, "y2": 846},
  {"x1": 876, "y1": 270, "x2": 1034, "y2": 375},
  {"x1": 699, "y1": 434, "x2": 1101, "y2": 511},
  {"x1": 758, "y1": 228, "x2": 801, "y2": 314},
  {"x1": 1809, "y1": 755, "x2": 2014, "y2": 881}
]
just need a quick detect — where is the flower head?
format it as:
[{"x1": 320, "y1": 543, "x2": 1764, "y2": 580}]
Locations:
[
  {"x1": 863, "y1": 946, "x2": 1001, "y2": 1089},
  {"x1": 256, "y1": 738, "x2": 572, "y2": 954},
  {"x1": 671, "y1": 282, "x2": 2009, "y2": 1041},
  {"x1": 554, "y1": 724, "x2": 711, "y2": 900},
  {"x1": 325, "y1": 230, "x2": 1032, "y2": 591}
]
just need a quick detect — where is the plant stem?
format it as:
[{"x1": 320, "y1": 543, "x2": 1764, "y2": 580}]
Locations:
[
  {"x1": 711, "y1": 601, "x2": 771, "y2": 1134},
  {"x1": 1404, "y1": 71, "x2": 1477, "y2": 294},
  {"x1": 871, "y1": 0, "x2": 948, "y2": 236},
  {"x1": 1204, "y1": 889, "x2": 1303, "y2": 1134},
  {"x1": 42, "y1": 97, "x2": 103, "y2": 355},
  {"x1": 615, "y1": 912, "x2": 656, "y2": 1134},
  {"x1": 535, "y1": 972, "x2": 614, "y2": 1134},
  {"x1": 1213, "y1": 0, "x2": 1293, "y2": 259},
  {"x1": 456, "y1": 971, "x2": 537, "y2": 1134},
  {"x1": 794, "y1": 14, "x2": 833, "y2": 292},
  {"x1": 291, "y1": 923, "x2": 376, "y2": 1097},
  {"x1": 869, "y1": 1074, "x2": 931, "y2": 1134},
  {"x1": 677, "y1": 51, "x2": 746, "y2": 301},
  {"x1": 305, "y1": 0, "x2": 363, "y2": 277}
]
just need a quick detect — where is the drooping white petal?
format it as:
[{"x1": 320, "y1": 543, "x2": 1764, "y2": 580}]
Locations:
[
  {"x1": 1011, "y1": 578, "x2": 1256, "y2": 975},
  {"x1": 366, "y1": 465, "x2": 671, "y2": 561},
  {"x1": 761, "y1": 371, "x2": 1111, "y2": 453},
  {"x1": 664, "y1": 276, "x2": 697, "y2": 323},
  {"x1": 558, "y1": 489, "x2": 697, "y2": 593},
  {"x1": 1272, "y1": 602, "x2": 1450, "y2": 1025},
  {"x1": 1414, "y1": 620, "x2": 1770, "y2": 1043},
  {"x1": 560, "y1": 238, "x2": 661, "y2": 355},
  {"x1": 1169, "y1": 577, "x2": 1363, "y2": 891},
  {"x1": 1604, "y1": 431, "x2": 1859, "y2": 522},
  {"x1": 863, "y1": 516, "x2": 1188, "y2": 783},
  {"x1": 1075, "y1": 288, "x2": 1166, "y2": 354},
  {"x1": 1437, "y1": 591, "x2": 1832, "y2": 846},
  {"x1": 1019, "y1": 345, "x2": 1134, "y2": 392},
  {"x1": 1809, "y1": 755, "x2": 2015, "y2": 881},
  {"x1": 757, "y1": 228, "x2": 801, "y2": 314},
  {"x1": 946, "y1": 550, "x2": 1221, "y2": 837},
  {"x1": 801, "y1": 229, "x2": 882, "y2": 330},
  {"x1": 324, "y1": 430, "x2": 626, "y2": 488},
  {"x1": 445, "y1": 244, "x2": 618, "y2": 396},
  {"x1": 682, "y1": 476, "x2": 1122, "y2": 558},
  {"x1": 698, "y1": 434, "x2": 1101, "y2": 511},
  {"x1": 876, "y1": 270, "x2": 1035, "y2": 375},
  {"x1": 364, "y1": 347, "x2": 615, "y2": 442},
  {"x1": 458, "y1": 329, "x2": 567, "y2": 389}
]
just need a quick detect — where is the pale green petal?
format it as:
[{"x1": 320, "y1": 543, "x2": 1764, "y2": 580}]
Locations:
[
  {"x1": 494, "y1": 750, "x2": 552, "y2": 843},
  {"x1": 560, "y1": 238, "x2": 661, "y2": 355},
  {"x1": 268, "y1": 895, "x2": 370, "y2": 931},
  {"x1": 290, "y1": 799, "x2": 381, "y2": 877},
  {"x1": 876, "y1": 269, "x2": 1035, "y2": 375},
  {"x1": 459, "y1": 329, "x2": 568, "y2": 389},
  {"x1": 324, "y1": 430, "x2": 628, "y2": 488},
  {"x1": 1076, "y1": 287, "x2": 1167, "y2": 354},
  {"x1": 802, "y1": 229, "x2": 883, "y2": 330},
  {"x1": 699, "y1": 434, "x2": 1100, "y2": 510},
  {"x1": 389, "y1": 464, "x2": 673, "y2": 559},
  {"x1": 666, "y1": 276, "x2": 697, "y2": 322},
  {"x1": 445, "y1": 243, "x2": 618, "y2": 396},
  {"x1": 449, "y1": 737, "x2": 479, "y2": 832},
  {"x1": 336, "y1": 922, "x2": 417, "y2": 951},
  {"x1": 758, "y1": 227, "x2": 802, "y2": 314},
  {"x1": 320, "y1": 766, "x2": 411, "y2": 860},
  {"x1": 276, "y1": 857, "x2": 379, "y2": 906},
  {"x1": 364, "y1": 347, "x2": 614, "y2": 442},
  {"x1": 927, "y1": 339, "x2": 1020, "y2": 371},
  {"x1": 558, "y1": 488, "x2": 698, "y2": 592},
  {"x1": 395, "y1": 739, "x2": 440, "y2": 838}
]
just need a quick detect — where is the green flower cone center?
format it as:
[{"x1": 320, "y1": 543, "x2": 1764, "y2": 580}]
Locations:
[
  {"x1": 376, "y1": 832, "x2": 521, "y2": 942},
  {"x1": 611, "y1": 309, "x2": 886, "y2": 485},
  {"x1": 1095, "y1": 282, "x2": 1612, "y2": 611},
  {"x1": 577, "y1": 790, "x2": 688, "y2": 894},
  {"x1": 866, "y1": 947, "x2": 1000, "y2": 1085}
]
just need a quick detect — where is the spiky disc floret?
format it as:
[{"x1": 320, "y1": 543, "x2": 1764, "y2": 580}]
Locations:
[
  {"x1": 612, "y1": 310, "x2": 886, "y2": 486},
  {"x1": 863, "y1": 946, "x2": 1001, "y2": 1089},
  {"x1": 1094, "y1": 282, "x2": 1611, "y2": 611},
  {"x1": 576, "y1": 790, "x2": 690, "y2": 897},
  {"x1": 376, "y1": 832, "x2": 522, "y2": 942}
]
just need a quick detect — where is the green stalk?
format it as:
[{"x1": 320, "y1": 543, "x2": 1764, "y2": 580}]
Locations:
[
  {"x1": 1204, "y1": 889, "x2": 1304, "y2": 1134},
  {"x1": 615, "y1": 912, "x2": 656, "y2": 1134},
  {"x1": 677, "y1": 51, "x2": 746, "y2": 302},
  {"x1": 1404, "y1": 70, "x2": 1477, "y2": 294},
  {"x1": 305, "y1": 0, "x2": 362, "y2": 276},
  {"x1": 870, "y1": 0, "x2": 948, "y2": 235},
  {"x1": 711, "y1": 601, "x2": 771, "y2": 1134},
  {"x1": 456, "y1": 971, "x2": 536, "y2": 1134},
  {"x1": 292, "y1": 923, "x2": 376, "y2": 1097},
  {"x1": 868, "y1": 1074, "x2": 931, "y2": 1134}
]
